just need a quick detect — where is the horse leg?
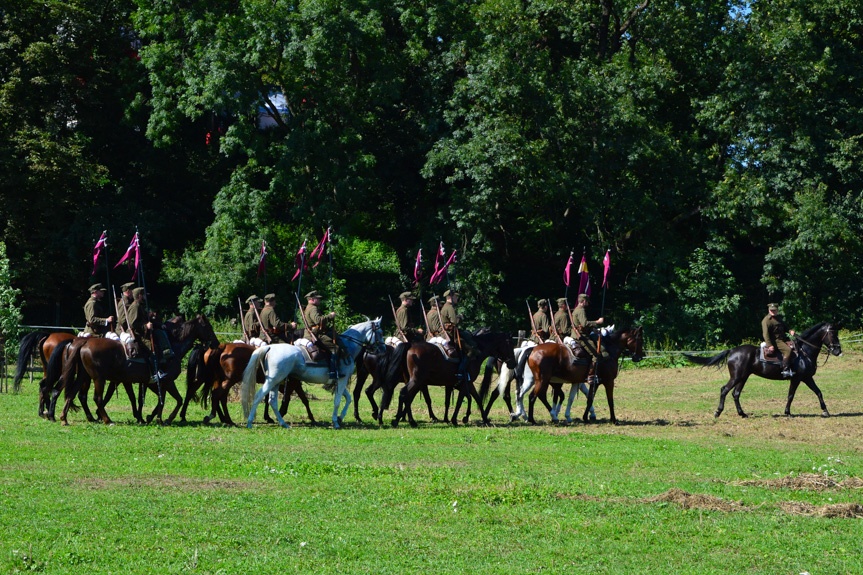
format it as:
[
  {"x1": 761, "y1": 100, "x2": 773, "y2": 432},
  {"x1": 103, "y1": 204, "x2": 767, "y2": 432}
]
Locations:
[
  {"x1": 103, "y1": 381, "x2": 118, "y2": 405},
  {"x1": 247, "y1": 379, "x2": 274, "y2": 428},
  {"x1": 268, "y1": 383, "x2": 290, "y2": 429},
  {"x1": 122, "y1": 382, "x2": 143, "y2": 424},
  {"x1": 564, "y1": 384, "x2": 578, "y2": 423},
  {"x1": 451, "y1": 383, "x2": 467, "y2": 426},
  {"x1": 78, "y1": 380, "x2": 97, "y2": 423},
  {"x1": 138, "y1": 382, "x2": 147, "y2": 420},
  {"x1": 93, "y1": 379, "x2": 112, "y2": 425},
  {"x1": 604, "y1": 381, "x2": 617, "y2": 425},
  {"x1": 482, "y1": 389, "x2": 499, "y2": 423},
  {"x1": 462, "y1": 386, "x2": 473, "y2": 425},
  {"x1": 339, "y1": 385, "x2": 352, "y2": 425},
  {"x1": 800, "y1": 375, "x2": 829, "y2": 417},
  {"x1": 536, "y1": 384, "x2": 555, "y2": 424},
  {"x1": 580, "y1": 382, "x2": 597, "y2": 420},
  {"x1": 294, "y1": 384, "x2": 317, "y2": 425},
  {"x1": 582, "y1": 377, "x2": 600, "y2": 423},
  {"x1": 366, "y1": 379, "x2": 381, "y2": 422},
  {"x1": 422, "y1": 386, "x2": 439, "y2": 422},
  {"x1": 730, "y1": 380, "x2": 749, "y2": 418},
  {"x1": 163, "y1": 381, "x2": 184, "y2": 424},
  {"x1": 443, "y1": 387, "x2": 451, "y2": 422},
  {"x1": 353, "y1": 370, "x2": 368, "y2": 423},
  {"x1": 715, "y1": 377, "x2": 736, "y2": 418},
  {"x1": 549, "y1": 385, "x2": 563, "y2": 420}
]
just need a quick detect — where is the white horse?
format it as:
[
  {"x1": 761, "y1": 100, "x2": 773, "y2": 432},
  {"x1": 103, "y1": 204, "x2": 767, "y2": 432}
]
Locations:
[{"x1": 241, "y1": 319, "x2": 385, "y2": 429}]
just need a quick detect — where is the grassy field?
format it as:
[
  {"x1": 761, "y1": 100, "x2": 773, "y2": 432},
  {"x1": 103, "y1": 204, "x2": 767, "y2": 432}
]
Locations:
[{"x1": 1, "y1": 349, "x2": 862, "y2": 574}]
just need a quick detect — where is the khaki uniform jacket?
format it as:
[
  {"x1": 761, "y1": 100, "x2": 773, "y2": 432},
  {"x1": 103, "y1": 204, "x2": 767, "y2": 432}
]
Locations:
[
  {"x1": 83, "y1": 296, "x2": 111, "y2": 336},
  {"x1": 395, "y1": 305, "x2": 412, "y2": 335},
  {"x1": 762, "y1": 314, "x2": 791, "y2": 348},
  {"x1": 426, "y1": 309, "x2": 442, "y2": 337},
  {"x1": 260, "y1": 305, "x2": 288, "y2": 343},
  {"x1": 439, "y1": 301, "x2": 460, "y2": 340},
  {"x1": 554, "y1": 310, "x2": 571, "y2": 337},
  {"x1": 115, "y1": 294, "x2": 133, "y2": 334},
  {"x1": 573, "y1": 306, "x2": 600, "y2": 331},
  {"x1": 304, "y1": 304, "x2": 332, "y2": 340},
  {"x1": 244, "y1": 309, "x2": 260, "y2": 339},
  {"x1": 530, "y1": 310, "x2": 551, "y2": 343},
  {"x1": 126, "y1": 300, "x2": 151, "y2": 351}
]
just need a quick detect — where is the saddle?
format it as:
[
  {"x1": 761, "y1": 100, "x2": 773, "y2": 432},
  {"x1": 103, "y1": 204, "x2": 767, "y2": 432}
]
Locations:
[
  {"x1": 292, "y1": 342, "x2": 329, "y2": 368},
  {"x1": 432, "y1": 342, "x2": 462, "y2": 363},
  {"x1": 758, "y1": 342, "x2": 783, "y2": 365},
  {"x1": 562, "y1": 337, "x2": 596, "y2": 364}
]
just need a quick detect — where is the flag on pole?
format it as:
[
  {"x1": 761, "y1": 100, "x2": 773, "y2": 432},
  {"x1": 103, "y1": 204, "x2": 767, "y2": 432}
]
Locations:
[
  {"x1": 413, "y1": 248, "x2": 423, "y2": 286},
  {"x1": 563, "y1": 252, "x2": 573, "y2": 286},
  {"x1": 114, "y1": 233, "x2": 140, "y2": 280},
  {"x1": 431, "y1": 250, "x2": 457, "y2": 285},
  {"x1": 257, "y1": 239, "x2": 267, "y2": 279},
  {"x1": 291, "y1": 239, "x2": 307, "y2": 281},
  {"x1": 602, "y1": 249, "x2": 611, "y2": 287},
  {"x1": 431, "y1": 241, "x2": 444, "y2": 285},
  {"x1": 309, "y1": 228, "x2": 329, "y2": 268},
  {"x1": 577, "y1": 253, "x2": 591, "y2": 296},
  {"x1": 92, "y1": 231, "x2": 107, "y2": 275}
]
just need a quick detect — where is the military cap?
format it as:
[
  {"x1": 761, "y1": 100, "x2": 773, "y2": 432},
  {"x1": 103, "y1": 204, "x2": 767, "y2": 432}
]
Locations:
[
  {"x1": 767, "y1": 303, "x2": 779, "y2": 311},
  {"x1": 443, "y1": 289, "x2": 459, "y2": 298},
  {"x1": 264, "y1": 293, "x2": 277, "y2": 301},
  {"x1": 132, "y1": 287, "x2": 146, "y2": 298},
  {"x1": 305, "y1": 290, "x2": 321, "y2": 300},
  {"x1": 556, "y1": 298, "x2": 568, "y2": 307},
  {"x1": 399, "y1": 291, "x2": 415, "y2": 300},
  {"x1": 427, "y1": 295, "x2": 438, "y2": 306},
  {"x1": 245, "y1": 295, "x2": 260, "y2": 304},
  {"x1": 538, "y1": 298, "x2": 548, "y2": 307},
  {"x1": 88, "y1": 283, "x2": 105, "y2": 293},
  {"x1": 578, "y1": 293, "x2": 590, "y2": 302},
  {"x1": 120, "y1": 282, "x2": 136, "y2": 292}
]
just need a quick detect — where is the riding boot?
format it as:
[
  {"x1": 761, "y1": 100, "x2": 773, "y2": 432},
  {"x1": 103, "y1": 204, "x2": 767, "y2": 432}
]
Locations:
[
  {"x1": 781, "y1": 355, "x2": 794, "y2": 378},
  {"x1": 329, "y1": 354, "x2": 342, "y2": 380},
  {"x1": 587, "y1": 364, "x2": 599, "y2": 386}
]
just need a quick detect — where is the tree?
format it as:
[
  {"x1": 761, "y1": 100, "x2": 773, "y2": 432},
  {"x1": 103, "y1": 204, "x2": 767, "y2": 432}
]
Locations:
[{"x1": 0, "y1": 242, "x2": 24, "y2": 360}]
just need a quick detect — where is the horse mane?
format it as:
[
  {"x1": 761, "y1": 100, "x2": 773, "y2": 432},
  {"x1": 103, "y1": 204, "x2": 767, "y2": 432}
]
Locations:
[{"x1": 799, "y1": 322, "x2": 826, "y2": 340}]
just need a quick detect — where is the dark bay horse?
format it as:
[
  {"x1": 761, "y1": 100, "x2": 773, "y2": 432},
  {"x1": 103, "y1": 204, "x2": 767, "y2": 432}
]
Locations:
[
  {"x1": 14, "y1": 331, "x2": 75, "y2": 416},
  {"x1": 60, "y1": 316, "x2": 219, "y2": 425},
  {"x1": 511, "y1": 327, "x2": 644, "y2": 425},
  {"x1": 383, "y1": 332, "x2": 515, "y2": 428},
  {"x1": 686, "y1": 322, "x2": 841, "y2": 418},
  {"x1": 182, "y1": 343, "x2": 316, "y2": 425}
]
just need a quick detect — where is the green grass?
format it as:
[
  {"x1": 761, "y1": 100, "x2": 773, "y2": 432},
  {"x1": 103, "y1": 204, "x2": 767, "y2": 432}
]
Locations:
[{"x1": 1, "y1": 354, "x2": 862, "y2": 574}]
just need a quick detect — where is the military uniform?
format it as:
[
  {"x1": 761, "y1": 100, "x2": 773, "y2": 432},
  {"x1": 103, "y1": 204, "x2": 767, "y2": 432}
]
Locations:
[
  {"x1": 83, "y1": 284, "x2": 112, "y2": 336},
  {"x1": 573, "y1": 295, "x2": 604, "y2": 359},
  {"x1": 762, "y1": 304, "x2": 794, "y2": 370},
  {"x1": 126, "y1": 292, "x2": 151, "y2": 353},
  {"x1": 243, "y1": 295, "x2": 261, "y2": 339},
  {"x1": 530, "y1": 300, "x2": 551, "y2": 343},
  {"x1": 440, "y1": 290, "x2": 477, "y2": 358},
  {"x1": 260, "y1": 295, "x2": 290, "y2": 343},
  {"x1": 115, "y1": 282, "x2": 135, "y2": 334},
  {"x1": 554, "y1": 298, "x2": 571, "y2": 337},
  {"x1": 426, "y1": 296, "x2": 443, "y2": 338}
]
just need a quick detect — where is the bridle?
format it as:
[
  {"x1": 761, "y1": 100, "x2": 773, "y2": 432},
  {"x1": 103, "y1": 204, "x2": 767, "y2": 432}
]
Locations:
[
  {"x1": 794, "y1": 324, "x2": 841, "y2": 366},
  {"x1": 340, "y1": 322, "x2": 385, "y2": 354}
]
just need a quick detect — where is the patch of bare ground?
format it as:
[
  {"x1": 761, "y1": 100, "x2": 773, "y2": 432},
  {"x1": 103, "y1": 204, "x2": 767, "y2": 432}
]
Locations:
[
  {"x1": 77, "y1": 475, "x2": 258, "y2": 491},
  {"x1": 778, "y1": 501, "x2": 863, "y2": 518},
  {"x1": 733, "y1": 473, "x2": 863, "y2": 491}
]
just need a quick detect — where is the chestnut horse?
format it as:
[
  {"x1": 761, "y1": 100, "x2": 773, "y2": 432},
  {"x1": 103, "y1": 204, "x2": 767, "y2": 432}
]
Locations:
[
  {"x1": 14, "y1": 331, "x2": 75, "y2": 416},
  {"x1": 512, "y1": 327, "x2": 644, "y2": 425},
  {"x1": 686, "y1": 322, "x2": 841, "y2": 418},
  {"x1": 382, "y1": 332, "x2": 515, "y2": 428},
  {"x1": 182, "y1": 343, "x2": 316, "y2": 425},
  {"x1": 60, "y1": 316, "x2": 219, "y2": 425}
]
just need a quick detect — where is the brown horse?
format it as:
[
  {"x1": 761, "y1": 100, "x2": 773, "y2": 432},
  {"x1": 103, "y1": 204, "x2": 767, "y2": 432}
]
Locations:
[
  {"x1": 352, "y1": 347, "x2": 440, "y2": 424},
  {"x1": 60, "y1": 316, "x2": 218, "y2": 425},
  {"x1": 382, "y1": 332, "x2": 515, "y2": 428},
  {"x1": 511, "y1": 327, "x2": 644, "y2": 425},
  {"x1": 182, "y1": 343, "x2": 316, "y2": 425},
  {"x1": 14, "y1": 331, "x2": 75, "y2": 416}
]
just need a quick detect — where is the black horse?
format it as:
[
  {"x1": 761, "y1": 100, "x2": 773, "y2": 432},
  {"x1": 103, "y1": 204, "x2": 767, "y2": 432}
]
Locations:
[{"x1": 686, "y1": 322, "x2": 842, "y2": 418}]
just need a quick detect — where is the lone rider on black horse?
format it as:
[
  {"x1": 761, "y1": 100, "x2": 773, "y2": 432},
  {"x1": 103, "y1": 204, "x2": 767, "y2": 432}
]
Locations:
[{"x1": 762, "y1": 302, "x2": 796, "y2": 378}]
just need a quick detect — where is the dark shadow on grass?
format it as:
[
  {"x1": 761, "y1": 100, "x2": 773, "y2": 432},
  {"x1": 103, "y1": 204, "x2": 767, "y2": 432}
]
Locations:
[{"x1": 770, "y1": 412, "x2": 863, "y2": 419}]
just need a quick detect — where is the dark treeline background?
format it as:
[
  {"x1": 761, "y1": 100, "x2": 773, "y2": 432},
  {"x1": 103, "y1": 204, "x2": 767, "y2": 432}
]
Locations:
[{"x1": 2, "y1": 0, "x2": 861, "y2": 346}]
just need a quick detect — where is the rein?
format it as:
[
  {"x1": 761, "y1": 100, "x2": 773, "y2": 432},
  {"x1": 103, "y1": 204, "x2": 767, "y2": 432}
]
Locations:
[{"x1": 794, "y1": 328, "x2": 838, "y2": 367}]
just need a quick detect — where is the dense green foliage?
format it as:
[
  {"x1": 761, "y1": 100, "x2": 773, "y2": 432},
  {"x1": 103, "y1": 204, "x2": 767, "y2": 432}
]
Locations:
[
  {"x1": 0, "y1": 242, "x2": 23, "y2": 357},
  {"x1": 1, "y1": 0, "x2": 861, "y2": 345}
]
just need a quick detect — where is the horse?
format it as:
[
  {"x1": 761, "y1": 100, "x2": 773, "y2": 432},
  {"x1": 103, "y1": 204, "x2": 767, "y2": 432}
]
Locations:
[
  {"x1": 14, "y1": 331, "x2": 75, "y2": 416},
  {"x1": 479, "y1": 345, "x2": 596, "y2": 423},
  {"x1": 511, "y1": 327, "x2": 644, "y2": 425},
  {"x1": 241, "y1": 319, "x2": 385, "y2": 429},
  {"x1": 685, "y1": 322, "x2": 841, "y2": 418},
  {"x1": 59, "y1": 315, "x2": 219, "y2": 425},
  {"x1": 382, "y1": 332, "x2": 515, "y2": 428},
  {"x1": 182, "y1": 343, "x2": 317, "y2": 425}
]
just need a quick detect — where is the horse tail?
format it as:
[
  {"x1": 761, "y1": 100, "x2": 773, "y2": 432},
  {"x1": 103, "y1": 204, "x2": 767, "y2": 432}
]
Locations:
[
  {"x1": 60, "y1": 339, "x2": 89, "y2": 405},
  {"x1": 514, "y1": 346, "x2": 531, "y2": 385},
  {"x1": 241, "y1": 346, "x2": 269, "y2": 419},
  {"x1": 185, "y1": 346, "x2": 207, "y2": 407},
  {"x1": 13, "y1": 331, "x2": 48, "y2": 392},
  {"x1": 684, "y1": 350, "x2": 731, "y2": 368},
  {"x1": 44, "y1": 339, "x2": 73, "y2": 394},
  {"x1": 380, "y1": 342, "x2": 410, "y2": 411},
  {"x1": 478, "y1": 357, "x2": 497, "y2": 401}
]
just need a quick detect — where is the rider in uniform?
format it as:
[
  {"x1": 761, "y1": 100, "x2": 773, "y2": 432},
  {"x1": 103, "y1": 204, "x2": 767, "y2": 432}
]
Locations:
[
  {"x1": 439, "y1": 290, "x2": 478, "y2": 359},
  {"x1": 573, "y1": 293, "x2": 605, "y2": 359},
  {"x1": 303, "y1": 290, "x2": 344, "y2": 378},
  {"x1": 126, "y1": 287, "x2": 167, "y2": 378},
  {"x1": 395, "y1": 291, "x2": 423, "y2": 341},
  {"x1": 529, "y1": 299, "x2": 551, "y2": 343},
  {"x1": 554, "y1": 298, "x2": 572, "y2": 338},
  {"x1": 762, "y1": 302, "x2": 796, "y2": 377},
  {"x1": 83, "y1": 283, "x2": 114, "y2": 337},
  {"x1": 426, "y1": 295, "x2": 443, "y2": 339},
  {"x1": 114, "y1": 282, "x2": 135, "y2": 335},
  {"x1": 243, "y1": 295, "x2": 262, "y2": 339},
  {"x1": 260, "y1": 293, "x2": 296, "y2": 344}
]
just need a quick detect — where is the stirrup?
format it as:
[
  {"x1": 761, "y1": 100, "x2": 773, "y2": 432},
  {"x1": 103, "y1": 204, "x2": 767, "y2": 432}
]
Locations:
[
  {"x1": 150, "y1": 371, "x2": 168, "y2": 384},
  {"x1": 781, "y1": 369, "x2": 794, "y2": 378},
  {"x1": 587, "y1": 374, "x2": 599, "y2": 386}
]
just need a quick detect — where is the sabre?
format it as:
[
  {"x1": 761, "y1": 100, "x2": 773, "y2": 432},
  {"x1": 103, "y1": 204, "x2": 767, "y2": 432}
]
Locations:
[
  {"x1": 237, "y1": 297, "x2": 249, "y2": 344},
  {"x1": 389, "y1": 295, "x2": 408, "y2": 343},
  {"x1": 295, "y1": 293, "x2": 318, "y2": 343}
]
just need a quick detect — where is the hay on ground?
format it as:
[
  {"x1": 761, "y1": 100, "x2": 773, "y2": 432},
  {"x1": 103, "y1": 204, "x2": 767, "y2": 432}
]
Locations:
[{"x1": 643, "y1": 488, "x2": 744, "y2": 512}]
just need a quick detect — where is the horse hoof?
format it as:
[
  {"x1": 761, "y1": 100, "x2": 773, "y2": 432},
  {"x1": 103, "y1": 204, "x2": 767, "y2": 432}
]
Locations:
[
  {"x1": 337, "y1": 417, "x2": 343, "y2": 426},
  {"x1": 611, "y1": 419, "x2": 619, "y2": 426},
  {"x1": 410, "y1": 421, "x2": 419, "y2": 428},
  {"x1": 589, "y1": 413, "x2": 597, "y2": 421},
  {"x1": 822, "y1": 410, "x2": 830, "y2": 418},
  {"x1": 739, "y1": 413, "x2": 748, "y2": 419},
  {"x1": 551, "y1": 418, "x2": 559, "y2": 425},
  {"x1": 565, "y1": 417, "x2": 573, "y2": 424},
  {"x1": 391, "y1": 419, "x2": 399, "y2": 428},
  {"x1": 510, "y1": 414, "x2": 519, "y2": 422},
  {"x1": 246, "y1": 422, "x2": 253, "y2": 429},
  {"x1": 713, "y1": 411, "x2": 721, "y2": 418},
  {"x1": 462, "y1": 416, "x2": 469, "y2": 425},
  {"x1": 280, "y1": 422, "x2": 291, "y2": 429}
]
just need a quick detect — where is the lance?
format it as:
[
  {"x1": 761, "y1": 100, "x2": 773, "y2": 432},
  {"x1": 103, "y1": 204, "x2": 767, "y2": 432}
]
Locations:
[
  {"x1": 253, "y1": 300, "x2": 272, "y2": 344},
  {"x1": 419, "y1": 298, "x2": 432, "y2": 337},
  {"x1": 564, "y1": 250, "x2": 573, "y2": 301},
  {"x1": 526, "y1": 300, "x2": 542, "y2": 342},
  {"x1": 294, "y1": 237, "x2": 306, "y2": 322},
  {"x1": 600, "y1": 246, "x2": 610, "y2": 320},
  {"x1": 327, "y1": 226, "x2": 334, "y2": 341},
  {"x1": 433, "y1": 297, "x2": 451, "y2": 342},
  {"x1": 547, "y1": 296, "x2": 564, "y2": 344},
  {"x1": 295, "y1": 293, "x2": 318, "y2": 343},
  {"x1": 237, "y1": 297, "x2": 249, "y2": 344},
  {"x1": 136, "y1": 227, "x2": 163, "y2": 407},
  {"x1": 102, "y1": 230, "x2": 111, "y2": 305},
  {"x1": 112, "y1": 286, "x2": 129, "y2": 359},
  {"x1": 389, "y1": 295, "x2": 408, "y2": 343}
]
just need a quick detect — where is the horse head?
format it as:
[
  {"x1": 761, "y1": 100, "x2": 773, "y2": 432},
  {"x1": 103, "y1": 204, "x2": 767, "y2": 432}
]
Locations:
[
  {"x1": 478, "y1": 332, "x2": 516, "y2": 368},
  {"x1": 189, "y1": 314, "x2": 220, "y2": 349},
  {"x1": 825, "y1": 322, "x2": 842, "y2": 357},
  {"x1": 349, "y1": 317, "x2": 386, "y2": 355},
  {"x1": 622, "y1": 326, "x2": 644, "y2": 362}
]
